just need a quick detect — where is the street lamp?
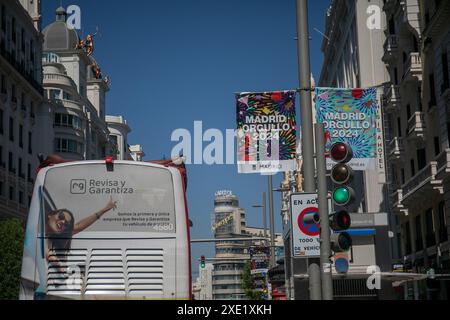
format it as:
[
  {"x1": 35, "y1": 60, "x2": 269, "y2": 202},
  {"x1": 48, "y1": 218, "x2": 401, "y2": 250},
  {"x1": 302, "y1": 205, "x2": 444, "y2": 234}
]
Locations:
[{"x1": 252, "y1": 192, "x2": 267, "y2": 239}]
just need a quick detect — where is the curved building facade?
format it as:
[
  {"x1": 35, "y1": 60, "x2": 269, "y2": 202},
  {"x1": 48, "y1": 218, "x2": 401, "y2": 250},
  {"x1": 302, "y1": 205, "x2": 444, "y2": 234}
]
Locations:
[
  {"x1": 212, "y1": 191, "x2": 250, "y2": 300},
  {"x1": 38, "y1": 7, "x2": 115, "y2": 161}
]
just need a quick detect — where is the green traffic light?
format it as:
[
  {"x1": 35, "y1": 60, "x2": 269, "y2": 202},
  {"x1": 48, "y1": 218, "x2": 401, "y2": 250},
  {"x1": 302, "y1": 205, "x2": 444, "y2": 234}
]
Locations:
[
  {"x1": 333, "y1": 187, "x2": 350, "y2": 205},
  {"x1": 333, "y1": 186, "x2": 355, "y2": 206}
]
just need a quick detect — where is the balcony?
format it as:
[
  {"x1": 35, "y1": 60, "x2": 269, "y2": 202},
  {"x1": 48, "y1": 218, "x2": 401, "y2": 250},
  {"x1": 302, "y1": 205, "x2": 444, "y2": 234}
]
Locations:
[
  {"x1": 0, "y1": 46, "x2": 44, "y2": 95},
  {"x1": 403, "y1": 53, "x2": 422, "y2": 83},
  {"x1": 391, "y1": 189, "x2": 408, "y2": 215},
  {"x1": 401, "y1": 162, "x2": 443, "y2": 206},
  {"x1": 407, "y1": 112, "x2": 426, "y2": 141},
  {"x1": 388, "y1": 137, "x2": 404, "y2": 162},
  {"x1": 436, "y1": 149, "x2": 450, "y2": 181},
  {"x1": 383, "y1": 85, "x2": 401, "y2": 113},
  {"x1": 382, "y1": 35, "x2": 399, "y2": 63},
  {"x1": 423, "y1": 1, "x2": 450, "y2": 39},
  {"x1": 43, "y1": 73, "x2": 77, "y2": 90}
]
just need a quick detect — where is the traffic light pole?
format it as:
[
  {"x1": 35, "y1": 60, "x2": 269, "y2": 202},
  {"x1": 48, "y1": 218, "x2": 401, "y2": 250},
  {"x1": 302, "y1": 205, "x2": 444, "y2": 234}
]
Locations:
[
  {"x1": 296, "y1": 0, "x2": 321, "y2": 300},
  {"x1": 315, "y1": 123, "x2": 333, "y2": 300},
  {"x1": 268, "y1": 176, "x2": 276, "y2": 268}
]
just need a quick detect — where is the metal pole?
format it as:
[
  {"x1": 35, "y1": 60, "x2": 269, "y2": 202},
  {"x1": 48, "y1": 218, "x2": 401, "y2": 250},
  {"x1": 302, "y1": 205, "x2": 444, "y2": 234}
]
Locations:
[
  {"x1": 315, "y1": 123, "x2": 333, "y2": 300},
  {"x1": 297, "y1": 0, "x2": 314, "y2": 192},
  {"x1": 308, "y1": 264, "x2": 322, "y2": 301},
  {"x1": 268, "y1": 175, "x2": 276, "y2": 268},
  {"x1": 263, "y1": 192, "x2": 267, "y2": 238},
  {"x1": 296, "y1": 0, "x2": 321, "y2": 301}
]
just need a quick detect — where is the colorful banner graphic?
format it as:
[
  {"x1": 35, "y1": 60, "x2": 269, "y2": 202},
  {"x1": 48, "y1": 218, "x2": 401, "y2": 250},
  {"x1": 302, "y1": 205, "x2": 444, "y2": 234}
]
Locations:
[
  {"x1": 315, "y1": 87, "x2": 378, "y2": 170},
  {"x1": 236, "y1": 91, "x2": 297, "y2": 174}
]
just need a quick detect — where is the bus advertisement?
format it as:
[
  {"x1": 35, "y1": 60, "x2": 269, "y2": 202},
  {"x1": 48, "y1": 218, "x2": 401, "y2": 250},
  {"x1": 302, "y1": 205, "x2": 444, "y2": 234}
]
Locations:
[{"x1": 20, "y1": 159, "x2": 191, "y2": 300}]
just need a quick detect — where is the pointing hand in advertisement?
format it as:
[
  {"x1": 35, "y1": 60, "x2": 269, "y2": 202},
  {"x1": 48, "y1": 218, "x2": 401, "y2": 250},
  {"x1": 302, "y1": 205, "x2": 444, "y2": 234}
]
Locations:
[
  {"x1": 104, "y1": 196, "x2": 118, "y2": 212},
  {"x1": 71, "y1": 197, "x2": 118, "y2": 235}
]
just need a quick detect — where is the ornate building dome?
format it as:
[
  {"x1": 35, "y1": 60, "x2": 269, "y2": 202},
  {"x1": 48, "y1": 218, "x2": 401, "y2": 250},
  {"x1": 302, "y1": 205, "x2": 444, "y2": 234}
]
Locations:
[{"x1": 42, "y1": 7, "x2": 79, "y2": 51}]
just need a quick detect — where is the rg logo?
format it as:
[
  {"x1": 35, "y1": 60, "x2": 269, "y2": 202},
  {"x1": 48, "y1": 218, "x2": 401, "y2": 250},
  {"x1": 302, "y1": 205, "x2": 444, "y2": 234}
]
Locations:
[{"x1": 70, "y1": 179, "x2": 86, "y2": 194}]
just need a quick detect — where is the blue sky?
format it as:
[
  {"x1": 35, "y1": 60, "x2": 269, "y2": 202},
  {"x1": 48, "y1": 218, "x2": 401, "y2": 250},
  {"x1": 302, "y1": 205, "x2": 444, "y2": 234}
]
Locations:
[{"x1": 42, "y1": 0, "x2": 331, "y2": 276}]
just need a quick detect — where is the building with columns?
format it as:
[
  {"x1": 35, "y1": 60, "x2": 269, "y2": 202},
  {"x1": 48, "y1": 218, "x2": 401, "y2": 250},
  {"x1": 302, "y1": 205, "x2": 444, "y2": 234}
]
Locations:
[
  {"x1": 129, "y1": 144, "x2": 145, "y2": 161},
  {"x1": 40, "y1": 7, "x2": 112, "y2": 161},
  {"x1": 106, "y1": 115, "x2": 131, "y2": 160},
  {"x1": 0, "y1": 0, "x2": 44, "y2": 219},
  {"x1": 318, "y1": 0, "x2": 394, "y2": 300},
  {"x1": 383, "y1": 0, "x2": 450, "y2": 300}
]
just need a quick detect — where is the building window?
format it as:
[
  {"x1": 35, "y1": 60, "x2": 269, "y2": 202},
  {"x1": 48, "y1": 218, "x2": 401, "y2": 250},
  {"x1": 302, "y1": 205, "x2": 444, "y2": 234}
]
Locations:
[
  {"x1": 28, "y1": 131, "x2": 32, "y2": 154},
  {"x1": 442, "y1": 51, "x2": 450, "y2": 93},
  {"x1": 18, "y1": 157, "x2": 23, "y2": 178},
  {"x1": 0, "y1": 146, "x2": 3, "y2": 168},
  {"x1": 438, "y1": 201, "x2": 448, "y2": 243},
  {"x1": 9, "y1": 117, "x2": 14, "y2": 141},
  {"x1": 9, "y1": 186, "x2": 14, "y2": 201},
  {"x1": 405, "y1": 222, "x2": 412, "y2": 255},
  {"x1": 434, "y1": 137, "x2": 441, "y2": 157},
  {"x1": 411, "y1": 159, "x2": 416, "y2": 177},
  {"x1": 8, "y1": 152, "x2": 14, "y2": 173},
  {"x1": 11, "y1": 84, "x2": 17, "y2": 103},
  {"x1": 11, "y1": 17, "x2": 16, "y2": 44},
  {"x1": 21, "y1": 28, "x2": 25, "y2": 53},
  {"x1": 49, "y1": 89, "x2": 61, "y2": 100},
  {"x1": 27, "y1": 163, "x2": 31, "y2": 182},
  {"x1": 415, "y1": 216, "x2": 423, "y2": 251},
  {"x1": 429, "y1": 73, "x2": 436, "y2": 108},
  {"x1": 21, "y1": 92, "x2": 26, "y2": 111},
  {"x1": 417, "y1": 149, "x2": 426, "y2": 171},
  {"x1": 1, "y1": 5, "x2": 5, "y2": 31},
  {"x1": 425, "y1": 209, "x2": 436, "y2": 248},
  {"x1": 19, "y1": 191, "x2": 23, "y2": 205},
  {"x1": 0, "y1": 73, "x2": 6, "y2": 94},
  {"x1": 63, "y1": 91, "x2": 72, "y2": 100},
  {"x1": 54, "y1": 113, "x2": 82, "y2": 129},
  {"x1": 0, "y1": 108, "x2": 3, "y2": 135},
  {"x1": 0, "y1": 181, "x2": 3, "y2": 197},
  {"x1": 55, "y1": 138, "x2": 83, "y2": 155},
  {"x1": 19, "y1": 124, "x2": 23, "y2": 148}
]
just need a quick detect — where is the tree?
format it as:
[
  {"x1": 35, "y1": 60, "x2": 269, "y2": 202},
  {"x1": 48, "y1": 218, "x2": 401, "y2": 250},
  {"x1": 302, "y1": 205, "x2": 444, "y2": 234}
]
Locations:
[
  {"x1": 0, "y1": 219, "x2": 25, "y2": 300},
  {"x1": 241, "y1": 261, "x2": 264, "y2": 300}
]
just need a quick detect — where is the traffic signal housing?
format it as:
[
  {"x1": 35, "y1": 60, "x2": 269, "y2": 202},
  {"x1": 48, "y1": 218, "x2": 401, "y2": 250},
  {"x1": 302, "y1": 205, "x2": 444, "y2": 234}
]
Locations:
[
  {"x1": 330, "y1": 232, "x2": 352, "y2": 252},
  {"x1": 200, "y1": 255, "x2": 206, "y2": 269},
  {"x1": 329, "y1": 142, "x2": 354, "y2": 255}
]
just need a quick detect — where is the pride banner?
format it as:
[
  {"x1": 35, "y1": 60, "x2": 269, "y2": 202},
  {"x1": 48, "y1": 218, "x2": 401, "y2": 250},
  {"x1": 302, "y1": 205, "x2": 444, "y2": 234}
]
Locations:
[
  {"x1": 236, "y1": 91, "x2": 297, "y2": 174},
  {"x1": 315, "y1": 88, "x2": 378, "y2": 171}
]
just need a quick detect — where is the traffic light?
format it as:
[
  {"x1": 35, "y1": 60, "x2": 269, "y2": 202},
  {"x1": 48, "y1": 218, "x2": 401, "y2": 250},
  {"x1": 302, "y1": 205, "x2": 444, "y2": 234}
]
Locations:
[
  {"x1": 330, "y1": 232, "x2": 352, "y2": 252},
  {"x1": 329, "y1": 142, "x2": 354, "y2": 256},
  {"x1": 200, "y1": 255, "x2": 205, "y2": 269},
  {"x1": 330, "y1": 210, "x2": 351, "y2": 231},
  {"x1": 330, "y1": 142, "x2": 355, "y2": 206}
]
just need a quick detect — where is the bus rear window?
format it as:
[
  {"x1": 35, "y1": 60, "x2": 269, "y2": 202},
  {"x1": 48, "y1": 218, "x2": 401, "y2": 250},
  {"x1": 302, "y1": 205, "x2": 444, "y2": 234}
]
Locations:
[{"x1": 42, "y1": 164, "x2": 176, "y2": 235}]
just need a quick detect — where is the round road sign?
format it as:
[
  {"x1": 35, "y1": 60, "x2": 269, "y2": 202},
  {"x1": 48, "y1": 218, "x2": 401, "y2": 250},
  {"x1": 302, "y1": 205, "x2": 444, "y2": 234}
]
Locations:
[{"x1": 298, "y1": 207, "x2": 320, "y2": 236}]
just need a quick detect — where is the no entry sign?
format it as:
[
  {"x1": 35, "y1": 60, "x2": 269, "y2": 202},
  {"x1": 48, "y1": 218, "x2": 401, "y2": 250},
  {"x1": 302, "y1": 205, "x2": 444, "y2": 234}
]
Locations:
[{"x1": 291, "y1": 193, "x2": 320, "y2": 258}]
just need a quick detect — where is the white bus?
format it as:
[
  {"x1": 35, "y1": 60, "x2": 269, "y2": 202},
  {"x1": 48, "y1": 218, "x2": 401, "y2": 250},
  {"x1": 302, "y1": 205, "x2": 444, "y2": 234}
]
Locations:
[{"x1": 20, "y1": 156, "x2": 191, "y2": 300}]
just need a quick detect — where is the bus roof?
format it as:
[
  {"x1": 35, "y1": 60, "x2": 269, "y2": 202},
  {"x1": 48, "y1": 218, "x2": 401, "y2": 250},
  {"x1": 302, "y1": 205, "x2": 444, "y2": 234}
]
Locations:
[{"x1": 37, "y1": 154, "x2": 188, "y2": 190}]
